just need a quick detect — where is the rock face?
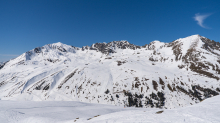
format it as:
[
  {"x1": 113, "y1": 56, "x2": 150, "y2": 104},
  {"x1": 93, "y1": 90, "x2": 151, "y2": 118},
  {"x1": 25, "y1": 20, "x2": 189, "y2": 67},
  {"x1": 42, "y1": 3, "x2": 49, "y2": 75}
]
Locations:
[
  {"x1": 89, "y1": 41, "x2": 141, "y2": 54},
  {"x1": 0, "y1": 35, "x2": 220, "y2": 109},
  {"x1": 0, "y1": 61, "x2": 7, "y2": 70}
]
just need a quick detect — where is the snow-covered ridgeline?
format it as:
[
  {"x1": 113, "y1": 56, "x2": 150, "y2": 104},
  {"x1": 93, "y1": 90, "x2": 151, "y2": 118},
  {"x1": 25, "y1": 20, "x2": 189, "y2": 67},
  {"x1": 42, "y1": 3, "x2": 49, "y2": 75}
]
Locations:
[{"x1": 0, "y1": 34, "x2": 220, "y2": 109}]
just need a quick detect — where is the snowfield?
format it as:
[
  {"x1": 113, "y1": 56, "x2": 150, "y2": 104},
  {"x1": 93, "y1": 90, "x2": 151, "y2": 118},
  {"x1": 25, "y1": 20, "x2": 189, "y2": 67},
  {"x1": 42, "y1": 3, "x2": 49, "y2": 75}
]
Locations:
[{"x1": 0, "y1": 95, "x2": 220, "y2": 123}]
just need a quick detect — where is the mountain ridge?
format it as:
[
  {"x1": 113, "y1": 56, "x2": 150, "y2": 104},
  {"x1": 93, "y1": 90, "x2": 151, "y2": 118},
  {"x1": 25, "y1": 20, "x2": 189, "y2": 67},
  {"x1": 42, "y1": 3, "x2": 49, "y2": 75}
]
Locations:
[{"x1": 0, "y1": 34, "x2": 220, "y2": 109}]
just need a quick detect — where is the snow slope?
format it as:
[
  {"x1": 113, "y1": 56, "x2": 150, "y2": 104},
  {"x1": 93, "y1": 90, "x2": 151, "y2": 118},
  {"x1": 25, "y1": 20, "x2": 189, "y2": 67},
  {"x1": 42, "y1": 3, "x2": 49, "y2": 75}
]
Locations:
[
  {"x1": 89, "y1": 95, "x2": 220, "y2": 123},
  {"x1": 0, "y1": 34, "x2": 220, "y2": 109},
  {"x1": 0, "y1": 95, "x2": 220, "y2": 123}
]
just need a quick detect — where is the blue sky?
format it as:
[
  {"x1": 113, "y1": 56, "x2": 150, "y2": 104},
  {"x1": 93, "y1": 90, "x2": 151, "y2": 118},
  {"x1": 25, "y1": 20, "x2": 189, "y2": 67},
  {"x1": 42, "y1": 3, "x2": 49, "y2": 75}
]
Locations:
[{"x1": 0, "y1": 0, "x2": 220, "y2": 62}]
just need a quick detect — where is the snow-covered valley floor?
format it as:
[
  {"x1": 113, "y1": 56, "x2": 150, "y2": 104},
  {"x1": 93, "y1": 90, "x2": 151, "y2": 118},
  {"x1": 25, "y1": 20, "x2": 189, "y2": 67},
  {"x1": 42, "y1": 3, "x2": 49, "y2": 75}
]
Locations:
[{"x1": 1, "y1": 95, "x2": 220, "y2": 123}]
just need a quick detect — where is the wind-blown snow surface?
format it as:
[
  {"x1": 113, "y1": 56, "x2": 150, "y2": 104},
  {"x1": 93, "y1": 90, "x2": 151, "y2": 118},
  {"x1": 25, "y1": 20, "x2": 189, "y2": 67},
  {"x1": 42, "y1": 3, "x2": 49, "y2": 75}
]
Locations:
[
  {"x1": 0, "y1": 34, "x2": 220, "y2": 109},
  {"x1": 0, "y1": 95, "x2": 220, "y2": 123}
]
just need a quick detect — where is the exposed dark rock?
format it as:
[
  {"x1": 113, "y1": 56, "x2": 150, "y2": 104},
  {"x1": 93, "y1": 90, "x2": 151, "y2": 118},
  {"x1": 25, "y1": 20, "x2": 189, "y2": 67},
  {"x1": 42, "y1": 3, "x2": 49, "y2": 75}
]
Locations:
[
  {"x1": 34, "y1": 47, "x2": 42, "y2": 53},
  {"x1": 116, "y1": 60, "x2": 126, "y2": 66},
  {"x1": 152, "y1": 80, "x2": 158, "y2": 91},
  {"x1": 145, "y1": 92, "x2": 165, "y2": 108},
  {"x1": 189, "y1": 63, "x2": 219, "y2": 80},
  {"x1": 90, "y1": 41, "x2": 141, "y2": 54},
  {"x1": 201, "y1": 36, "x2": 220, "y2": 56},
  {"x1": 0, "y1": 61, "x2": 8, "y2": 70},
  {"x1": 105, "y1": 89, "x2": 110, "y2": 94}
]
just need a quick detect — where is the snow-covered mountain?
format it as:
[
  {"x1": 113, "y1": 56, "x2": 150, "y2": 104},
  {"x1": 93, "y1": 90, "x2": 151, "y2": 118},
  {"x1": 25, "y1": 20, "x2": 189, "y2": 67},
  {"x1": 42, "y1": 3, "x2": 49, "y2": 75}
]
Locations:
[{"x1": 0, "y1": 34, "x2": 220, "y2": 109}]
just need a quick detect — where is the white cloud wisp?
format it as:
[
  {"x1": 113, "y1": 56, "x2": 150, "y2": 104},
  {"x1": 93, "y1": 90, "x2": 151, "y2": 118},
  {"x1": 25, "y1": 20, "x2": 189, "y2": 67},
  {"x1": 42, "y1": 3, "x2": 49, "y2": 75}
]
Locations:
[{"x1": 194, "y1": 13, "x2": 212, "y2": 29}]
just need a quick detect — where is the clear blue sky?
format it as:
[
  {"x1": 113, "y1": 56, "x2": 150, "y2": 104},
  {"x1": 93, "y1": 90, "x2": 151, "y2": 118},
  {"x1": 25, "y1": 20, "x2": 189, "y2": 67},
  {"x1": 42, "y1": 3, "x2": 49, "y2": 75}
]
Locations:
[{"x1": 1, "y1": 0, "x2": 220, "y2": 62}]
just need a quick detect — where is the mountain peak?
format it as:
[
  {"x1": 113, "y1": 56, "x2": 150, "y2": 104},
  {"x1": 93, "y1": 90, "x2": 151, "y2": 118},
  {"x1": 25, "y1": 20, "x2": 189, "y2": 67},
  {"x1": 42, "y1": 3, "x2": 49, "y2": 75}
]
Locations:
[
  {"x1": 49, "y1": 42, "x2": 68, "y2": 48},
  {"x1": 177, "y1": 34, "x2": 200, "y2": 42},
  {"x1": 52, "y1": 42, "x2": 64, "y2": 46}
]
